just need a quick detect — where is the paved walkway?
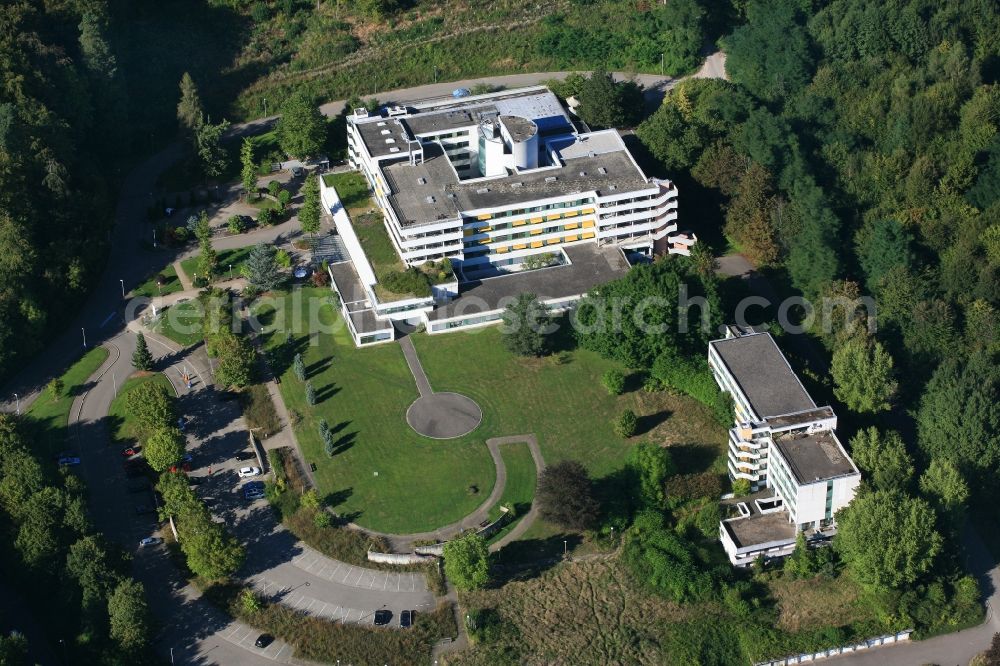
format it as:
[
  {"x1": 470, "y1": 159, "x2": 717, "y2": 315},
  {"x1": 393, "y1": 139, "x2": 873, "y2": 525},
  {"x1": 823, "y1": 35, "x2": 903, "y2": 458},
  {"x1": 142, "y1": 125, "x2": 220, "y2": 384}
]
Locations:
[
  {"x1": 354, "y1": 435, "x2": 545, "y2": 553},
  {"x1": 398, "y1": 336, "x2": 432, "y2": 397},
  {"x1": 398, "y1": 335, "x2": 482, "y2": 438}
]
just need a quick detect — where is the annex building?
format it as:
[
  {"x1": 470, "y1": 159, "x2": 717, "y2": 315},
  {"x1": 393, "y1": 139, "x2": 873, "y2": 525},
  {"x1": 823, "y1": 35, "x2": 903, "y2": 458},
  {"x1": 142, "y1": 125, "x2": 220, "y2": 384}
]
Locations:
[
  {"x1": 320, "y1": 86, "x2": 695, "y2": 346},
  {"x1": 708, "y1": 327, "x2": 861, "y2": 566}
]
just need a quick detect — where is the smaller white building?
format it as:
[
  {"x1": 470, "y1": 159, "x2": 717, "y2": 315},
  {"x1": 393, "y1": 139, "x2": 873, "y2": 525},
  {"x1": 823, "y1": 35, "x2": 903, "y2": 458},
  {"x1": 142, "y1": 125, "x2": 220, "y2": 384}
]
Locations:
[{"x1": 709, "y1": 327, "x2": 861, "y2": 567}]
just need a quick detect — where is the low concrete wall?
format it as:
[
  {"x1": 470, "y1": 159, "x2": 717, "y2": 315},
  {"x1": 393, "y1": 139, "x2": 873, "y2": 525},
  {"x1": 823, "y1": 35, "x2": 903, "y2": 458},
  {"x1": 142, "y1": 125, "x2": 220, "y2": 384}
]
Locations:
[
  {"x1": 414, "y1": 544, "x2": 445, "y2": 557},
  {"x1": 755, "y1": 630, "x2": 914, "y2": 666},
  {"x1": 367, "y1": 551, "x2": 437, "y2": 565}
]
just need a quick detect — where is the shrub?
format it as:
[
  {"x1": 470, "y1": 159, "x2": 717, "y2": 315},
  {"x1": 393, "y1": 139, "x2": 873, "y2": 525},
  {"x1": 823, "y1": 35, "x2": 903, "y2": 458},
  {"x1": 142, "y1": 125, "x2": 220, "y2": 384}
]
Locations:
[
  {"x1": 602, "y1": 369, "x2": 626, "y2": 395},
  {"x1": 267, "y1": 180, "x2": 282, "y2": 196},
  {"x1": 667, "y1": 472, "x2": 724, "y2": 508},
  {"x1": 47, "y1": 378, "x2": 64, "y2": 399},
  {"x1": 317, "y1": 418, "x2": 329, "y2": 440},
  {"x1": 227, "y1": 215, "x2": 247, "y2": 234},
  {"x1": 731, "y1": 478, "x2": 751, "y2": 496},
  {"x1": 277, "y1": 189, "x2": 291, "y2": 206},
  {"x1": 614, "y1": 409, "x2": 637, "y2": 437},
  {"x1": 257, "y1": 208, "x2": 276, "y2": 227},
  {"x1": 381, "y1": 268, "x2": 432, "y2": 297},
  {"x1": 537, "y1": 460, "x2": 600, "y2": 530},
  {"x1": 310, "y1": 271, "x2": 329, "y2": 287},
  {"x1": 240, "y1": 384, "x2": 281, "y2": 438},
  {"x1": 305, "y1": 381, "x2": 316, "y2": 405},
  {"x1": 293, "y1": 353, "x2": 306, "y2": 381},
  {"x1": 275, "y1": 249, "x2": 291, "y2": 268},
  {"x1": 173, "y1": 226, "x2": 189, "y2": 242}
]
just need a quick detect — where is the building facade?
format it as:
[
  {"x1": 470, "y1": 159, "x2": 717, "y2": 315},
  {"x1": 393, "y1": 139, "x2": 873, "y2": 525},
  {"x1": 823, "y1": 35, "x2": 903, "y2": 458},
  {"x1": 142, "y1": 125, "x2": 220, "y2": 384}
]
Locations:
[
  {"x1": 346, "y1": 86, "x2": 694, "y2": 278},
  {"x1": 708, "y1": 327, "x2": 861, "y2": 566}
]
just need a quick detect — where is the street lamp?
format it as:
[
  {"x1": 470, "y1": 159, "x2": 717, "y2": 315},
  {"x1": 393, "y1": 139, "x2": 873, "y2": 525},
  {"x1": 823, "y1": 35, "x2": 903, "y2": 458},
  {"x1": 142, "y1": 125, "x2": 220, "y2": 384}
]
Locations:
[
  {"x1": 229, "y1": 264, "x2": 233, "y2": 280},
  {"x1": 563, "y1": 539, "x2": 568, "y2": 556},
  {"x1": 152, "y1": 227, "x2": 157, "y2": 248},
  {"x1": 120, "y1": 279, "x2": 125, "y2": 298},
  {"x1": 433, "y1": 65, "x2": 438, "y2": 83},
  {"x1": 13, "y1": 393, "x2": 19, "y2": 415},
  {"x1": 81, "y1": 328, "x2": 87, "y2": 349},
  {"x1": 660, "y1": 52, "x2": 664, "y2": 76},
  {"x1": 263, "y1": 97, "x2": 268, "y2": 117}
]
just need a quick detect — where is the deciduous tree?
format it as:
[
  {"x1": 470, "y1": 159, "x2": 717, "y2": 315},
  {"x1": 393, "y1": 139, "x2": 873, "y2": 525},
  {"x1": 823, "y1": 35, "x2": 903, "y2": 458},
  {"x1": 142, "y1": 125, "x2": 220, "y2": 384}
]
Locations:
[
  {"x1": 848, "y1": 427, "x2": 913, "y2": 492},
  {"x1": 176, "y1": 72, "x2": 204, "y2": 136},
  {"x1": 277, "y1": 91, "x2": 326, "y2": 158},
  {"x1": 831, "y1": 333, "x2": 897, "y2": 413},
  {"x1": 299, "y1": 174, "x2": 321, "y2": 236},
  {"x1": 241, "y1": 138, "x2": 257, "y2": 201},
  {"x1": 107, "y1": 579, "x2": 150, "y2": 654},
  {"x1": 501, "y1": 293, "x2": 552, "y2": 357},
  {"x1": 144, "y1": 427, "x2": 185, "y2": 472},
  {"x1": 834, "y1": 490, "x2": 942, "y2": 591},
  {"x1": 442, "y1": 533, "x2": 489, "y2": 591}
]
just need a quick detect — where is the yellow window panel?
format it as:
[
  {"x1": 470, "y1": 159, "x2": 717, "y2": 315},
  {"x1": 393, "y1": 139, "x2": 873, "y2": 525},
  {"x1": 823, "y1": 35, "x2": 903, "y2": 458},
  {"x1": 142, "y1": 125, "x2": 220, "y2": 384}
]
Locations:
[
  {"x1": 547, "y1": 238, "x2": 561, "y2": 245},
  {"x1": 529, "y1": 216, "x2": 543, "y2": 224},
  {"x1": 530, "y1": 241, "x2": 544, "y2": 248},
  {"x1": 582, "y1": 220, "x2": 595, "y2": 228},
  {"x1": 530, "y1": 229, "x2": 543, "y2": 235},
  {"x1": 563, "y1": 209, "x2": 579, "y2": 218},
  {"x1": 496, "y1": 246, "x2": 509, "y2": 253},
  {"x1": 565, "y1": 234, "x2": 579, "y2": 242},
  {"x1": 581, "y1": 207, "x2": 595, "y2": 215},
  {"x1": 478, "y1": 239, "x2": 491, "y2": 245},
  {"x1": 546, "y1": 213, "x2": 562, "y2": 221},
  {"x1": 477, "y1": 213, "x2": 492, "y2": 221},
  {"x1": 582, "y1": 232, "x2": 595, "y2": 240},
  {"x1": 480, "y1": 225, "x2": 492, "y2": 232},
  {"x1": 564, "y1": 223, "x2": 579, "y2": 230},
  {"x1": 463, "y1": 229, "x2": 474, "y2": 237},
  {"x1": 513, "y1": 244, "x2": 527, "y2": 250}
]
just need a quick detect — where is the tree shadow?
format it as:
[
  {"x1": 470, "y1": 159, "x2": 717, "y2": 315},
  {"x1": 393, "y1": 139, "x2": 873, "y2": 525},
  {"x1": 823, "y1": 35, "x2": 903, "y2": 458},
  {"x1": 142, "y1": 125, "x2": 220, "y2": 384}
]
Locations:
[
  {"x1": 322, "y1": 487, "x2": 353, "y2": 509},
  {"x1": 491, "y1": 532, "x2": 585, "y2": 583},
  {"x1": 314, "y1": 384, "x2": 340, "y2": 403},
  {"x1": 636, "y1": 409, "x2": 672, "y2": 436},
  {"x1": 329, "y1": 431, "x2": 356, "y2": 456},
  {"x1": 670, "y1": 443, "x2": 719, "y2": 475},
  {"x1": 329, "y1": 420, "x2": 351, "y2": 436},
  {"x1": 305, "y1": 357, "x2": 331, "y2": 379}
]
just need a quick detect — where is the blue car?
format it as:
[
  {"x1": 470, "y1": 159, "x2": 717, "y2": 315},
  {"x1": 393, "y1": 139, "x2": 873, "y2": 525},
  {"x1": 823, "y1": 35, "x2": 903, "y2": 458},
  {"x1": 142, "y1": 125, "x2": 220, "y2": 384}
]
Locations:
[{"x1": 452, "y1": 88, "x2": 471, "y2": 99}]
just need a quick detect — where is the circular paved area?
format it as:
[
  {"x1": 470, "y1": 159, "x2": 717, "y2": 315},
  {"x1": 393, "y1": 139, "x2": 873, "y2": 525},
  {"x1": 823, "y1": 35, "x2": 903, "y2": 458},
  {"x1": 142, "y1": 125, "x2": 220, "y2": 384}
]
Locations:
[{"x1": 406, "y1": 392, "x2": 482, "y2": 439}]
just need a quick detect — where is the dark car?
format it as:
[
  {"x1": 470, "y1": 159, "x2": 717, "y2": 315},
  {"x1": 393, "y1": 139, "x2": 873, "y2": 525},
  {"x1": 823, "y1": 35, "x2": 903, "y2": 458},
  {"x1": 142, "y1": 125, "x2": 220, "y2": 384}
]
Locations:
[
  {"x1": 235, "y1": 451, "x2": 256, "y2": 461},
  {"x1": 187, "y1": 476, "x2": 204, "y2": 486},
  {"x1": 254, "y1": 634, "x2": 274, "y2": 649},
  {"x1": 373, "y1": 610, "x2": 392, "y2": 626},
  {"x1": 400, "y1": 610, "x2": 414, "y2": 628}
]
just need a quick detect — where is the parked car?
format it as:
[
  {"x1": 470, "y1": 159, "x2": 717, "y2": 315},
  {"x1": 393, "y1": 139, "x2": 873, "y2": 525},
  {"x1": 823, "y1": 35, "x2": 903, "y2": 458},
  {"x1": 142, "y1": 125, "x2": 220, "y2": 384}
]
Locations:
[
  {"x1": 373, "y1": 610, "x2": 392, "y2": 626},
  {"x1": 139, "y1": 537, "x2": 162, "y2": 547},
  {"x1": 235, "y1": 451, "x2": 256, "y2": 461},
  {"x1": 187, "y1": 476, "x2": 203, "y2": 486},
  {"x1": 452, "y1": 88, "x2": 471, "y2": 98},
  {"x1": 55, "y1": 450, "x2": 78, "y2": 460},
  {"x1": 254, "y1": 634, "x2": 274, "y2": 649},
  {"x1": 244, "y1": 482, "x2": 265, "y2": 500},
  {"x1": 58, "y1": 457, "x2": 81, "y2": 466},
  {"x1": 179, "y1": 453, "x2": 193, "y2": 463},
  {"x1": 121, "y1": 446, "x2": 141, "y2": 457},
  {"x1": 400, "y1": 610, "x2": 414, "y2": 628},
  {"x1": 238, "y1": 466, "x2": 261, "y2": 478},
  {"x1": 290, "y1": 165, "x2": 304, "y2": 177},
  {"x1": 168, "y1": 463, "x2": 192, "y2": 473}
]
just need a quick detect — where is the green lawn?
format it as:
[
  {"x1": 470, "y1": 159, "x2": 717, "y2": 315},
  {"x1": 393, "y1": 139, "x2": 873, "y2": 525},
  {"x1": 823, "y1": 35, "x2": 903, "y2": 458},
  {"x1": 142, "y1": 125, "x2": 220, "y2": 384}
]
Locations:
[
  {"x1": 322, "y1": 171, "x2": 370, "y2": 213},
  {"x1": 257, "y1": 288, "x2": 495, "y2": 533},
  {"x1": 156, "y1": 300, "x2": 206, "y2": 346},
  {"x1": 489, "y1": 442, "x2": 536, "y2": 521},
  {"x1": 248, "y1": 195, "x2": 280, "y2": 211},
  {"x1": 26, "y1": 347, "x2": 110, "y2": 457},
  {"x1": 108, "y1": 373, "x2": 175, "y2": 445},
  {"x1": 129, "y1": 263, "x2": 183, "y2": 299},
  {"x1": 258, "y1": 287, "x2": 726, "y2": 535},
  {"x1": 179, "y1": 246, "x2": 254, "y2": 285}
]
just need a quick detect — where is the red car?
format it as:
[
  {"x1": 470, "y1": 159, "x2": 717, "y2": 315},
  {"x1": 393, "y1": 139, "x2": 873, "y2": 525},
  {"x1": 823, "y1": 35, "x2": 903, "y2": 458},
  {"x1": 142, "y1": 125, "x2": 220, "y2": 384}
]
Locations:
[
  {"x1": 121, "y1": 446, "x2": 141, "y2": 457},
  {"x1": 168, "y1": 462, "x2": 192, "y2": 473}
]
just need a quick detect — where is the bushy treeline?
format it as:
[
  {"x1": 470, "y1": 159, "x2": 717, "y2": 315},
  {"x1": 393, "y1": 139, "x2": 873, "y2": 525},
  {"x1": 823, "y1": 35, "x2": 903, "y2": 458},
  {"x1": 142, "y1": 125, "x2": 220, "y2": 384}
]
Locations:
[
  {"x1": 0, "y1": 414, "x2": 152, "y2": 661},
  {"x1": 0, "y1": 1, "x2": 127, "y2": 383}
]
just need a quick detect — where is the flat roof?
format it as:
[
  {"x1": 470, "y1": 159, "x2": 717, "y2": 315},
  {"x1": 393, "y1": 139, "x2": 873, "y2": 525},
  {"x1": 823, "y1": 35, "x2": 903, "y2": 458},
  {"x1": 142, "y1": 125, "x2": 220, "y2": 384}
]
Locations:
[
  {"x1": 428, "y1": 244, "x2": 630, "y2": 322},
  {"x1": 381, "y1": 134, "x2": 652, "y2": 227},
  {"x1": 328, "y1": 260, "x2": 369, "y2": 304},
  {"x1": 773, "y1": 430, "x2": 859, "y2": 485},
  {"x1": 764, "y1": 406, "x2": 835, "y2": 430},
  {"x1": 723, "y1": 510, "x2": 796, "y2": 550},
  {"x1": 709, "y1": 333, "x2": 815, "y2": 419}
]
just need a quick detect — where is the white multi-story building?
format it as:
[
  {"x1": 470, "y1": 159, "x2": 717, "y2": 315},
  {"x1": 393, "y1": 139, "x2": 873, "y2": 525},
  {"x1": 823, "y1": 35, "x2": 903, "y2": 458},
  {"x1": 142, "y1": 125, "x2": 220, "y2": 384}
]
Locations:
[
  {"x1": 322, "y1": 85, "x2": 696, "y2": 346},
  {"x1": 708, "y1": 327, "x2": 861, "y2": 566},
  {"x1": 346, "y1": 86, "x2": 694, "y2": 274}
]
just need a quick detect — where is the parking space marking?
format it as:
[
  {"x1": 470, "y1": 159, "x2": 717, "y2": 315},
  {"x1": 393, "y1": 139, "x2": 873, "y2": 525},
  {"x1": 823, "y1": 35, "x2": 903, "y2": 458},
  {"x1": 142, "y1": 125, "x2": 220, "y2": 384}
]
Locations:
[
  {"x1": 330, "y1": 562, "x2": 342, "y2": 578},
  {"x1": 273, "y1": 643, "x2": 289, "y2": 660},
  {"x1": 352, "y1": 569, "x2": 365, "y2": 586}
]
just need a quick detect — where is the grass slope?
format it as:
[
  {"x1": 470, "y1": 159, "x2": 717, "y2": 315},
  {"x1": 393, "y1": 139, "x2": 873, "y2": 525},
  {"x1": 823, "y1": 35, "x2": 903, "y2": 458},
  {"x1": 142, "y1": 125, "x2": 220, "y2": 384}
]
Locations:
[
  {"x1": 26, "y1": 346, "x2": 110, "y2": 457},
  {"x1": 258, "y1": 288, "x2": 494, "y2": 533}
]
